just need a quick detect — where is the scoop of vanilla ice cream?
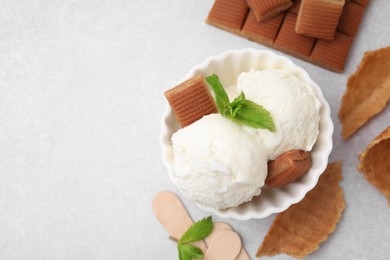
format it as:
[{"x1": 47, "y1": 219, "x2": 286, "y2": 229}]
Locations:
[
  {"x1": 171, "y1": 114, "x2": 267, "y2": 209},
  {"x1": 238, "y1": 69, "x2": 321, "y2": 159}
]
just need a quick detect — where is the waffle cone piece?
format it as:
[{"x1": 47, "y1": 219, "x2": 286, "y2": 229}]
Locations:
[
  {"x1": 339, "y1": 46, "x2": 390, "y2": 139},
  {"x1": 358, "y1": 126, "x2": 390, "y2": 205},
  {"x1": 257, "y1": 162, "x2": 345, "y2": 258}
]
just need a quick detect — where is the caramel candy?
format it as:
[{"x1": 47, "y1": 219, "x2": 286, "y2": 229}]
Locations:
[
  {"x1": 310, "y1": 31, "x2": 353, "y2": 72},
  {"x1": 338, "y1": 1, "x2": 366, "y2": 37},
  {"x1": 164, "y1": 75, "x2": 217, "y2": 127},
  {"x1": 274, "y1": 13, "x2": 316, "y2": 58},
  {"x1": 206, "y1": 0, "x2": 249, "y2": 34},
  {"x1": 246, "y1": 0, "x2": 292, "y2": 21},
  {"x1": 352, "y1": 0, "x2": 370, "y2": 6},
  {"x1": 241, "y1": 11, "x2": 286, "y2": 46},
  {"x1": 296, "y1": 0, "x2": 345, "y2": 40},
  {"x1": 288, "y1": 0, "x2": 302, "y2": 14},
  {"x1": 266, "y1": 150, "x2": 312, "y2": 187},
  {"x1": 206, "y1": 0, "x2": 369, "y2": 72}
]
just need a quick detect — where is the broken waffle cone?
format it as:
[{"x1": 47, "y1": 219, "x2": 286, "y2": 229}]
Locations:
[
  {"x1": 339, "y1": 46, "x2": 390, "y2": 139},
  {"x1": 164, "y1": 75, "x2": 217, "y2": 127},
  {"x1": 358, "y1": 126, "x2": 390, "y2": 205},
  {"x1": 257, "y1": 162, "x2": 345, "y2": 258}
]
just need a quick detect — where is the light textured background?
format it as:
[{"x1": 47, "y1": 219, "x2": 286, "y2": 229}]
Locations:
[{"x1": 0, "y1": 0, "x2": 389, "y2": 259}]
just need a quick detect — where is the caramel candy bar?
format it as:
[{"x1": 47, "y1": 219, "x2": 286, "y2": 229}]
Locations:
[
  {"x1": 338, "y1": 1, "x2": 366, "y2": 37},
  {"x1": 352, "y1": 0, "x2": 370, "y2": 6},
  {"x1": 241, "y1": 11, "x2": 286, "y2": 46},
  {"x1": 164, "y1": 75, "x2": 217, "y2": 127},
  {"x1": 275, "y1": 13, "x2": 316, "y2": 58},
  {"x1": 206, "y1": 0, "x2": 369, "y2": 72},
  {"x1": 296, "y1": 0, "x2": 345, "y2": 40},
  {"x1": 246, "y1": 0, "x2": 292, "y2": 21},
  {"x1": 310, "y1": 32, "x2": 353, "y2": 72},
  {"x1": 288, "y1": 0, "x2": 302, "y2": 14},
  {"x1": 206, "y1": 0, "x2": 249, "y2": 34}
]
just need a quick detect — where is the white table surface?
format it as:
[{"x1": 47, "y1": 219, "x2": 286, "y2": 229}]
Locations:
[{"x1": 0, "y1": 0, "x2": 389, "y2": 259}]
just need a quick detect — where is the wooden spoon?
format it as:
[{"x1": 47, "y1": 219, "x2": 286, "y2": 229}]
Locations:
[
  {"x1": 206, "y1": 222, "x2": 251, "y2": 260},
  {"x1": 203, "y1": 230, "x2": 242, "y2": 260},
  {"x1": 152, "y1": 191, "x2": 207, "y2": 252}
]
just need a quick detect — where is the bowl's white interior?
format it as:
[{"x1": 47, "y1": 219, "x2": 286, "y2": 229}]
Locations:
[{"x1": 160, "y1": 49, "x2": 333, "y2": 220}]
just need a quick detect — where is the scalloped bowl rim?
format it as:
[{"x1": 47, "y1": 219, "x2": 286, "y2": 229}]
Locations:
[{"x1": 160, "y1": 48, "x2": 334, "y2": 220}]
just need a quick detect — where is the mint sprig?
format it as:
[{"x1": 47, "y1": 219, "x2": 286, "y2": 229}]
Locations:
[
  {"x1": 206, "y1": 74, "x2": 276, "y2": 132},
  {"x1": 177, "y1": 216, "x2": 213, "y2": 260}
]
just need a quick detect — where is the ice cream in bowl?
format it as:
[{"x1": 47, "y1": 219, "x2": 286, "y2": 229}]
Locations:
[{"x1": 160, "y1": 49, "x2": 333, "y2": 220}]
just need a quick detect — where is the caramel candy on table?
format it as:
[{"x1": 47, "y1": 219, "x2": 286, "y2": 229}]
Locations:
[
  {"x1": 352, "y1": 0, "x2": 370, "y2": 7},
  {"x1": 274, "y1": 13, "x2": 316, "y2": 58},
  {"x1": 358, "y1": 126, "x2": 390, "y2": 205},
  {"x1": 339, "y1": 46, "x2": 390, "y2": 139},
  {"x1": 164, "y1": 75, "x2": 217, "y2": 127},
  {"x1": 310, "y1": 31, "x2": 353, "y2": 73},
  {"x1": 338, "y1": 1, "x2": 366, "y2": 37},
  {"x1": 246, "y1": 0, "x2": 292, "y2": 21},
  {"x1": 241, "y1": 11, "x2": 286, "y2": 47},
  {"x1": 257, "y1": 162, "x2": 345, "y2": 258},
  {"x1": 288, "y1": 0, "x2": 302, "y2": 14},
  {"x1": 206, "y1": 0, "x2": 249, "y2": 35},
  {"x1": 296, "y1": 0, "x2": 345, "y2": 40},
  {"x1": 206, "y1": 0, "x2": 369, "y2": 72}
]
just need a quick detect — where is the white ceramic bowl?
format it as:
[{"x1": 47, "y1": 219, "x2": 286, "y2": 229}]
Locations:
[{"x1": 160, "y1": 48, "x2": 333, "y2": 220}]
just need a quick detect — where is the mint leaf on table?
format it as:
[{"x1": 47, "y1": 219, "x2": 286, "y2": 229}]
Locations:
[
  {"x1": 206, "y1": 74, "x2": 276, "y2": 132},
  {"x1": 179, "y1": 216, "x2": 213, "y2": 244},
  {"x1": 178, "y1": 244, "x2": 204, "y2": 260},
  {"x1": 176, "y1": 216, "x2": 213, "y2": 260}
]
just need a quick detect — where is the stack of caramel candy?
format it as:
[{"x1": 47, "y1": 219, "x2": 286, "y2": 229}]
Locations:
[{"x1": 206, "y1": 0, "x2": 370, "y2": 72}]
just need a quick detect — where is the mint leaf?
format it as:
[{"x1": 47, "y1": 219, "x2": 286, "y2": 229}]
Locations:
[
  {"x1": 225, "y1": 91, "x2": 245, "y2": 117},
  {"x1": 206, "y1": 74, "x2": 230, "y2": 113},
  {"x1": 178, "y1": 244, "x2": 204, "y2": 259},
  {"x1": 179, "y1": 216, "x2": 213, "y2": 244},
  {"x1": 231, "y1": 99, "x2": 276, "y2": 131},
  {"x1": 206, "y1": 75, "x2": 276, "y2": 132}
]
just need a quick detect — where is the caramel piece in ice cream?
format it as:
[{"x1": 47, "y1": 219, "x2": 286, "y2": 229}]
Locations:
[
  {"x1": 358, "y1": 126, "x2": 390, "y2": 205},
  {"x1": 274, "y1": 13, "x2": 316, "y2": 58},
  {"x1": 206, "y1": 0, "x2": 249, "y2": 34},
  {"x1": 246, "y1": 0, "x2": 292, "y2": 21},
  {"x1": 241, "y1": 11, "x2": 286, "y2": 46},
  {"x1": 296, "y1": 0, "x2": 345, "y2": 40},
  {"x1": 257, "y1": 162, "x2": 345, "y2": 258},
  {"x1": 310, "y1": 31, "x2": 353, "y2": 72},
  {"x1": 339, "y1": 46, "x2": 390, "y2": 139},
  {"x1": 266, "y1": 150, "x2": 312, "y2": 187},
  {"x1": 164, "y1": 75, "x2": 217, "y2": 127}
]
